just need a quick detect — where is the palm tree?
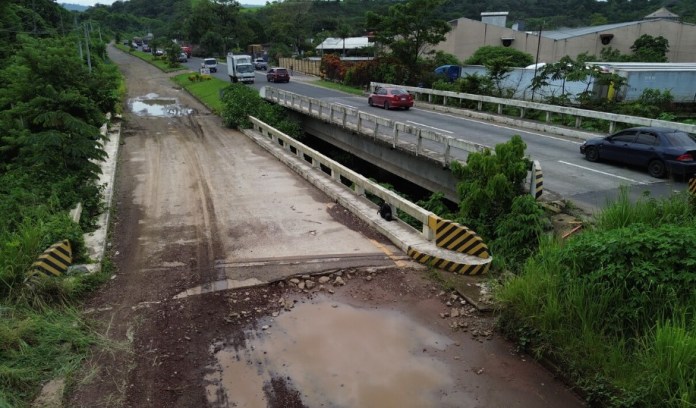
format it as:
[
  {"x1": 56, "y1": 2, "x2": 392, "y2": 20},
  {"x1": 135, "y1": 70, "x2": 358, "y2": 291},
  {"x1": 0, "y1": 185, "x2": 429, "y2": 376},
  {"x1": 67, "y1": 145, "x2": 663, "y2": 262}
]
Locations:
[{"x1": 335, "y1": 23, "x2": 352, "y2": 59}]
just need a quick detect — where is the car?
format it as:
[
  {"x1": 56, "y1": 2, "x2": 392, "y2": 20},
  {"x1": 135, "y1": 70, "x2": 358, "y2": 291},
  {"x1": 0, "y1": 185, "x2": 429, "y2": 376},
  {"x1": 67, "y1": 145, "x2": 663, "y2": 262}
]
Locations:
[
  {"x1": 580, "y1": 126, "x2": 696, "y2": 178},
  {"x1": 254, "y1": 58, "x2": 268, "y2": 70},
  {"x1": 142, "y1": 44, "x2": 151, "y2": 53},
  {"x1": 368, "y1": 87, "x2": 414, "y2": 110},
  {"x1": 202, "y1": 58, "x2": 217, "y2": 73},
  {"x1": 267, "y1": 67, "x2": 290, "y2": 83},
  {"x1": 178, "y1": 52, "x2": 188, "y2": 63},
  {"x1": 181, "y1": 46, "x2": 192, "y2": 58},
  {"x1": 154, "y1": 49, "x2": 165, "y2": 56}
]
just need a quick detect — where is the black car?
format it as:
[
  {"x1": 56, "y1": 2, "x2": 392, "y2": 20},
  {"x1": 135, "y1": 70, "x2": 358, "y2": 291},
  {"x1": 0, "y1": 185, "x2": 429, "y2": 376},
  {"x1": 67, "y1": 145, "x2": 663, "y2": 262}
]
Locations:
[{"x1": 580, "y1": 126, "x2": 696, "y2": 178}]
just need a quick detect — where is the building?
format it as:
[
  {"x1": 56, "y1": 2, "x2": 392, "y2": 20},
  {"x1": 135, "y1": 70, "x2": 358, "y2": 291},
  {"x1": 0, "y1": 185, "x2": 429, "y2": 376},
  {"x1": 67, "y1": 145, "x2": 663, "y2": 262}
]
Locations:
[
  {"x1": 315, "y1": 36, "x2": 372, "y2": 58},
  {"x1": 434, "y1": 9, "x2": 696, "y2": 63}
]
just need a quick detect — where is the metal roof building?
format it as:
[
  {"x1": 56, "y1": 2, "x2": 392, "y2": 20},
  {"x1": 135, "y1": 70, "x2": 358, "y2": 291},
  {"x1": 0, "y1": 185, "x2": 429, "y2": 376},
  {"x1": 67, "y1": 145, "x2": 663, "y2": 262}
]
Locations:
[{"x1": 433, "y1": 9, "x2": 696, "y2": 63}]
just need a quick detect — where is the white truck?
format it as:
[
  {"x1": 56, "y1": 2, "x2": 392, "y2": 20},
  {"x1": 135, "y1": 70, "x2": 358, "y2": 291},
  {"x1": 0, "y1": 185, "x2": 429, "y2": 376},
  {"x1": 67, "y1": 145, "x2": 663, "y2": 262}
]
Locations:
[{"x1": 226, "y1": 53, "x2": 255, "y2": 84}]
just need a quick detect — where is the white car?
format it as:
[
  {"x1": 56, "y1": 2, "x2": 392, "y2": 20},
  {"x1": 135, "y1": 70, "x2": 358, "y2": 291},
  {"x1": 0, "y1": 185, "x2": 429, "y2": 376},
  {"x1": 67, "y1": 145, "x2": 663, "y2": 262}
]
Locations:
[
  {"x1": 254, "y1": 58, "x2": 267, "y2": 70},
  {"x1": 202, "y1": 58, "x2": 218, "y2": 73}
]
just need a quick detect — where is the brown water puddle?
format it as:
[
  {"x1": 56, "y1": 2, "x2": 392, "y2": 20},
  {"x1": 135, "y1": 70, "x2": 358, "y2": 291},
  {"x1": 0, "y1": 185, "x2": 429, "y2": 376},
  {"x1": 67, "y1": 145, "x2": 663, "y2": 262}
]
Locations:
[
  {"x1": 128, "y1": 93, "x2": 193, "y2": 117},
  {"x1": 205, "y1": 295, "x2": 458, "y2": 407}
]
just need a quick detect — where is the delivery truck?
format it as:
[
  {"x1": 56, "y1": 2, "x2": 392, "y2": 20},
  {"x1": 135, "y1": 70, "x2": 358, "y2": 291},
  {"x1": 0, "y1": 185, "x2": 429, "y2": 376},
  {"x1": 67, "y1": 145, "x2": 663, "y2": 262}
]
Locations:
[{"x1": 226, "y1": 53, "x2": 255, "y2": 84}]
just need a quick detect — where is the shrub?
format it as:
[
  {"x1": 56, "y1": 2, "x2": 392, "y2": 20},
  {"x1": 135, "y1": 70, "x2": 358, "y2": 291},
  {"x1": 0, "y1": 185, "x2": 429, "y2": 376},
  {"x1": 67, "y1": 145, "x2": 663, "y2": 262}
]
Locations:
[
  {"x1": 451, "y1": 135, "x2": 530, "y2": 239},
  {"x1": 491, "y1": 195, "x2": 546, "y2": 268}
]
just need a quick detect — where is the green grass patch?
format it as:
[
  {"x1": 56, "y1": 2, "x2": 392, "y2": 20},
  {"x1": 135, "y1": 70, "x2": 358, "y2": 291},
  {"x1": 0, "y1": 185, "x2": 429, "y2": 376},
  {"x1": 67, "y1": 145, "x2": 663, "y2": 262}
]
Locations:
[
  {"x1": 113, "y1": 44, "x2": 186, "y2": 73},
  {"x1": 171, "y1": 73, "x2": 229, "y2": 114},
  {"x1": 310, "y1": 79, "x2": 366, "y2": 96}
]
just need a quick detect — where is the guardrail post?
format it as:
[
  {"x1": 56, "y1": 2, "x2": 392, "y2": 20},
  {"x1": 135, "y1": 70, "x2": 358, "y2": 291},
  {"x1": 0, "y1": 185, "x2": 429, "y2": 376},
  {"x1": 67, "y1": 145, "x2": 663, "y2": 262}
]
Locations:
[
  {"x1": 357, "y1": 114, "x2": 362, "y2": 133},
  {"x1": 497, "y1": 104, "x2": 503, "y2": 115},
  {"x1": 329, "y1": 105, "x2": 335, "y2": 123},
  {"x1": 545, "y1": 112, "x2": 551, "y2": 123},
  {"x1": 575, "y1": 116, "x2": 582, "y2": 128},
  {"x1": 444, "y1": 96, "x2": 448, "y2": 105},
  {"x1": 428, "y1": 94, "x2": 432, "y2": 103},
  {"x1": 342, "y1": 108, "x2": 347, "y2": 127},
  {"x1": 354, "y1": 181, "x2": 365, "y2": 196},
  {"x1": 477, "y1": 101, "x2": 482, "y2": 111},
  {"x1": 392, "y1": 124, "x2": 398, "y2": 148},
  {"x1": 520, "y1": 108, "x2": 525, "y2": 118},
  {"x1": 373, "y1": 121, "x2": 379, "y2": 140},
  {"x1": 609, "y1": 121, "x2": 616, "y2": 133},
  {"x1": 444, "y1": 137, "x2": 451, "y2": 166},
  {"x1": 416, "y1": 128, "x2": 422, "y2": 156},
  {"x1": 422, "y1": 223, "x2": 435, "y2": 241}
]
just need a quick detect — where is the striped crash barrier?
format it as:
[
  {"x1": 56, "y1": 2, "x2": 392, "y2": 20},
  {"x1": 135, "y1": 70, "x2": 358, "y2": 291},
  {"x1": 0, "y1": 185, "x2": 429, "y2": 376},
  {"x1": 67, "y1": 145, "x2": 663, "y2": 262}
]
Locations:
[
  {"x1": 30, "y1": 240, "x2": 72, "y2": 277},
  {"x1": 530, "y1": 160, "x2": 543, "y2": 200},
  {"x1": 689, "y1": 177, "x2": 696, "y2": 196}
]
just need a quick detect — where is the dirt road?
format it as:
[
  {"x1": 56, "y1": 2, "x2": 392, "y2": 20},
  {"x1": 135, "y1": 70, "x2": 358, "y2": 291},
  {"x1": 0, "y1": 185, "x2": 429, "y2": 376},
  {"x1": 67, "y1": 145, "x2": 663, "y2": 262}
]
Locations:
[{"x1": 66, "y1": 46, "x2": 584, "y2": 407}]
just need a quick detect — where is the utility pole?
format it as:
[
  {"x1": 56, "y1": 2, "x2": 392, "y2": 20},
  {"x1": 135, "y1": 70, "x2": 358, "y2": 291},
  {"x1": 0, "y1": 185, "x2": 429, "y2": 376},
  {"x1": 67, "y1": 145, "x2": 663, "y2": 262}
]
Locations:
[
  {"x1": 84, "y1": 24, "x2": 92, "y2": 74},
  {"x1": 531, "y1": 21, "x2": 544, "y2": 102}
]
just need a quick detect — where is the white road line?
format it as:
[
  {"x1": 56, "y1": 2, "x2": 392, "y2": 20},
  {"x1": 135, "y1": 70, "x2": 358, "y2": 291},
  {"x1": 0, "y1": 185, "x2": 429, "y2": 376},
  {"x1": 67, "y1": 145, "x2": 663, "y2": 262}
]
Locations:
[
  {"x1": 333, "y1": 102, "x2": 356, "y2": 109},
  {"x1": 558, "y1": 160, "x2": 649, "y2": 184},
  {"x1": 406, "y1": 120, "x2": 453, "y2": 134},
  {"x1": 417, "y1": 108, "x2": 583, "y2": 144}
]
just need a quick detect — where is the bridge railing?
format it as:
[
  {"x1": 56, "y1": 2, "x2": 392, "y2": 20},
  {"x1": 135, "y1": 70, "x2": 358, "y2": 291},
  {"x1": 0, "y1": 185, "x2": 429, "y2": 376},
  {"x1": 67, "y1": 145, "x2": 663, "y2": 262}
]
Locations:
[
  {"x1": 370, "y1": 82, "x2": 696, "y2": 136},
  {"x1": 248, "y1": 115, "x2": 438, "y2": 241},
  {"x1": 261, "y1": 86, "x2": 490, "y2": 167}
]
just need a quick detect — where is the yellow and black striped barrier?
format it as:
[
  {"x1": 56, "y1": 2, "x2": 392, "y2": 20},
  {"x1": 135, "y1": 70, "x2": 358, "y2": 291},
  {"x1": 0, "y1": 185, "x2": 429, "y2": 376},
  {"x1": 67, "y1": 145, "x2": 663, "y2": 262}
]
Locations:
[
  {"x1": 427, "y1": 215, "x2": 490, "y2": 259},
  {"x1": 531, "y1": 160, "x2": 543, "y2": 200},
  {"x1": 30, "y1": 240, "x2": 72, "y2": 277},
  {"x1": 407, "y1": 246, "x2": 491, "y2": 275},
  {"x1": 689, "y1": 177, "x2": 696, "y2": 196}
]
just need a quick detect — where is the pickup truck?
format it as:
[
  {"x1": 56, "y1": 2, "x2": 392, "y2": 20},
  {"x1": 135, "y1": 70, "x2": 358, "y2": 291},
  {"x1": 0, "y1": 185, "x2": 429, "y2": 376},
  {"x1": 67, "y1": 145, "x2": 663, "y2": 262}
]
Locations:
[{"x1": 254, "y1": 58, "x2": 268, "y2": 71}]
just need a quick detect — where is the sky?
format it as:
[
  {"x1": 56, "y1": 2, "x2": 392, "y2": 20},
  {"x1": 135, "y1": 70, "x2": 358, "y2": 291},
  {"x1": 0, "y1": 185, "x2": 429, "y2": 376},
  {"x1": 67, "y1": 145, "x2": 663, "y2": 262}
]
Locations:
[{"x1": 62, "y1": 0, "x2": 267, "y2": 7}]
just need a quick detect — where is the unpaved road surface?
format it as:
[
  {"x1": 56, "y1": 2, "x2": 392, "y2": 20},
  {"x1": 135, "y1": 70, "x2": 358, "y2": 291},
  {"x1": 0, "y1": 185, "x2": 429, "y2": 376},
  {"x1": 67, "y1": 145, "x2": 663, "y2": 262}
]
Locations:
[{"x1": 66, "y1": 46, "x2": 585, "y2": 407}]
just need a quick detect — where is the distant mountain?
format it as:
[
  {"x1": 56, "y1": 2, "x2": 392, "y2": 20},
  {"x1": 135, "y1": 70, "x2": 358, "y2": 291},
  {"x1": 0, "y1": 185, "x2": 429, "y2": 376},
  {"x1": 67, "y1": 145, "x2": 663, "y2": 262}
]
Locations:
[{"x1": 60, "y1": 3, "x2": 89, "y2": 12}]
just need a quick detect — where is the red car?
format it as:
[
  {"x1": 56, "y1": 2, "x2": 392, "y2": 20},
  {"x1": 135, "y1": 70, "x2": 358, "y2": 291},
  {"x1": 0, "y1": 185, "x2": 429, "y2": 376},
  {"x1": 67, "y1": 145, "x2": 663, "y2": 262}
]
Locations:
[
  {"x1": 267, "y1": 67, "x2": 290, "y2": 83},
  {"x1": 368, "y1": 87, "x2": 414, "y2": 110}
]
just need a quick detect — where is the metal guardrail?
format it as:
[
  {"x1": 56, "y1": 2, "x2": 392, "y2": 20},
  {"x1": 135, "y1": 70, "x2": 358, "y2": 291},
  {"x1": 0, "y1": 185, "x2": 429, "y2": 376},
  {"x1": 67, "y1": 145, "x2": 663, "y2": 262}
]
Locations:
[
  {"x1": 370, "y1": 82, "x2": 696, "y2": 135},
  {"x1": 248, "y1": 115, "x2": 438, "y2": 241},
  {"x1": 261, "y1": 87, "x2": 489, "y2": 167}
]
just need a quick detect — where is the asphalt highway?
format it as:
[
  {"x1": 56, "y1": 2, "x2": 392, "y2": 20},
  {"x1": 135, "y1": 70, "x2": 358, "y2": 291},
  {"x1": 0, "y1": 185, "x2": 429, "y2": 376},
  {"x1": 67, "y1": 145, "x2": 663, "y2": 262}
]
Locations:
[{"x1": 185, "y1": 57, "x2": 689, "y2": 212}]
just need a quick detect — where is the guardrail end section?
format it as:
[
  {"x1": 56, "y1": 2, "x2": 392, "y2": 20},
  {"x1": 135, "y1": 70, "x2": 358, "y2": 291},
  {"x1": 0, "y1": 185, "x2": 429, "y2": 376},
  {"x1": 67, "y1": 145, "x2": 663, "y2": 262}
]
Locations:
[
  {"x1": 689, "y1": 176, "x2": 696, "y2": 197},
  {"x1": 433, "y1": 218, "x2": 490, "y2": 259},
  {"x1": 407, "y1": 246, "x2": 491, "y2": 275},
  {"x1": 30, "y1": 240, "x2": 73, "y2": 277}
]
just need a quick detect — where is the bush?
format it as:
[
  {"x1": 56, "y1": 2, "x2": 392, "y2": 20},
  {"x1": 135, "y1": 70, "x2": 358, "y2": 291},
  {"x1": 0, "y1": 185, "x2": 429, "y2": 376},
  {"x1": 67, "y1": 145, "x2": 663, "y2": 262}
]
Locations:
[
  {"x1": 451, "y1": 135, "x2": 530, "y2": 239},
  {"x1": 220, "y1": 84, "x2": 302, "y2": 139},
  {"x1": 559, "y1": 223, "x2": 696, "y2": 338},
  {"x1": 491, "y1": 195, "x2": 546, "y2": 268}
]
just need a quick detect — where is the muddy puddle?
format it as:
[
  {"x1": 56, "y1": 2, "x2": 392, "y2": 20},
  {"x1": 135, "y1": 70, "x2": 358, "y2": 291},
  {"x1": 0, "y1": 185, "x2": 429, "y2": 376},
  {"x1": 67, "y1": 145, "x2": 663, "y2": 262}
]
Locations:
[
  {"x1": 128, "y1": 93, "x2": 193, "y2": 117},
  {"x1": 205, "y1": 295, "x2": 458, "y2": 407}
]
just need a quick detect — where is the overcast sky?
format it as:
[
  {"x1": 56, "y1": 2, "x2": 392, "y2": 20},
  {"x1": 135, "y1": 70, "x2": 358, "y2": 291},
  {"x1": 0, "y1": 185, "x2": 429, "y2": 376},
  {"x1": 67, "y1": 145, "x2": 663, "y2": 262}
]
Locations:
[{"x1": 63, "y1": 0, "x2": 267, "y2": 7}]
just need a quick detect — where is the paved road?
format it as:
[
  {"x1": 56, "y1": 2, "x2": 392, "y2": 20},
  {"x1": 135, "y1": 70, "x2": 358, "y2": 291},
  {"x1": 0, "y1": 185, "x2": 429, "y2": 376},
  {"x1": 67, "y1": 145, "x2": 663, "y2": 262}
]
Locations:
[{"x1": 184, "y1": 57, "x2": 688, "y2": 212}]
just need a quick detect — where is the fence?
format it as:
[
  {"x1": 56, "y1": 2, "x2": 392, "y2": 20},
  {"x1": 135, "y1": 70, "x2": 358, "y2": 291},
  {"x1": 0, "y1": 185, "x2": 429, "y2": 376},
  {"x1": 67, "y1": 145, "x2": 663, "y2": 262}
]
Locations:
[{"x1": 278, "y1": 58, "x2": 322, "y2": 76}]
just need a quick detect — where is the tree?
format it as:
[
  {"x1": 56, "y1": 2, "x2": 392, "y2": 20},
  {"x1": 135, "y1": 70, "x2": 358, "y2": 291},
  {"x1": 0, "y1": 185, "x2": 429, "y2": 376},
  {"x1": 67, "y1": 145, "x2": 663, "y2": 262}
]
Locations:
[
  {"x1": 464, "y1": 46, "x2": 534, "y2": 68},
  {"x1": 631, "y1": 34, "x2": 669, "y2": 62},
  {"x1": 366, "y1": 0, "x2": 451, "y2": 71},
  {"x1": 335, "y1": 22, "x2": 352, "y2": 58}
]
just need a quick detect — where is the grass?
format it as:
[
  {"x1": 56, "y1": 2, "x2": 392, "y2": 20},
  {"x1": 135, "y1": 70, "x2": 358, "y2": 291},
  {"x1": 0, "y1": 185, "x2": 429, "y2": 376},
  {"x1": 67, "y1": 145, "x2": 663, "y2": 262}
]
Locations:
[
  {"x1": 310, "y1": 79, "x2": 366, "y2": 96},
  {"x1": 171, "y1": 73, "x2": 229, "y2": 114},
  {"x1": 113, "y1": 44, "x2": 187, "y2": 73},
  {"x1": 495, "y1": 194, "x2": 696, "y2": 407}
]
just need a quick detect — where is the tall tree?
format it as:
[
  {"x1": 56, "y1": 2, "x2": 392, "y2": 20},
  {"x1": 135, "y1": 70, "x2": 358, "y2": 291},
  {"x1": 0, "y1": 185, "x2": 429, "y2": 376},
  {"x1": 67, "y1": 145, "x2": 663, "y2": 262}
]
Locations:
[{"x1": 366, "y1": 0, "x2": 451, "y2": 70}]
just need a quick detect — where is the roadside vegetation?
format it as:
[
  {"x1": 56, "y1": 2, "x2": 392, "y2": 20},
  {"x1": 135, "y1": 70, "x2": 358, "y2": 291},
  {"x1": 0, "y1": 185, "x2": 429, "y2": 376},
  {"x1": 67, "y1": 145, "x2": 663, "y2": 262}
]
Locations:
[
  {"x1": 0, "y1": 4, "x2": 121, "y2": 406},
  {"x1": 497, "y1": 190, "x2": 696, "y2": 407}
]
